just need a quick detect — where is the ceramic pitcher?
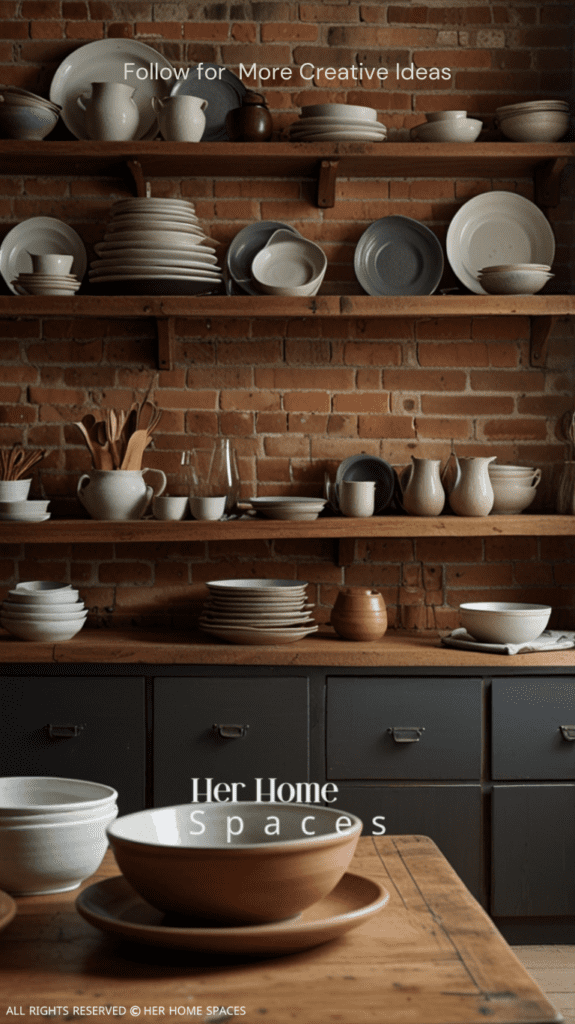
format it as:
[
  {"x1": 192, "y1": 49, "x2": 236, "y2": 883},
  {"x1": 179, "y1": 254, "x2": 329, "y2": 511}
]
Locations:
[
  {"x1": 448, "y1": 456, "x2": 496, "y2": 517},
  {"x1": 77, "y1": 82, "x2": 139, "y2": 141},
  {"x1": 399, "y1": 457, "x2": 445, "y2": 516},
  {"x1": 152, "y1": 95, "x2": 207, "y2": 142},
  {"x1": 77, "y1": 468, "x2": 166, "y2": 521}
]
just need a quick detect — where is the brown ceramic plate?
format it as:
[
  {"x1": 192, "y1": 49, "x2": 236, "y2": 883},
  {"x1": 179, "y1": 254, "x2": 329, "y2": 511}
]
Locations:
[
  {"x1": 76, "y1": 872, "x2": 389, "y2": 955},
  {"x1": 0, "y1": 888, "x2": 16, "y2": 933}
]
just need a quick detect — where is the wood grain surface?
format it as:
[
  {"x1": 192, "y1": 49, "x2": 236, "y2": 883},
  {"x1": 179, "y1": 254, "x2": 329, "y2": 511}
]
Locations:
[{"x1": 0, "y1": 836, "x2": 562, "y2": 1024}]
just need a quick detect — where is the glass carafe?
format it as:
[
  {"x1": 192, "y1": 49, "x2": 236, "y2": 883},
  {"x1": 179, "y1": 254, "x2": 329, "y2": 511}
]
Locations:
[{"x1": 208, "y1": 439, "x2": 240, "y2": 514}]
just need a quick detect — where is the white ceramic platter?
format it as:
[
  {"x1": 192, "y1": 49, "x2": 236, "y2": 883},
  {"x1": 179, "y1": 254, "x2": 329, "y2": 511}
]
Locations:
[
  {"x1": 107, "y1": 218, "x2": 201, "y2": 231},
  {"x1": 89, "y1": 269, "x2": 222, "y2": 281},
  {"x1": 354, "y1": 216, "x2": 443, "y2": 297},
  {"x1": 170, "y1": 63, "x2": 246, "y2": 141},
  {"x1": 446, "y1": 191, "x2": 556, "y2": 294},
  {"x1": 0, "y1": 217, "x2": 87, "y2": 294},
  {"x1": 226, "y1": 222, "x2": 301, "y2": 296},
  {"x1": 199, "y1": 622, "x2": 319, "y2": 645},
  {"x1": 49, "y1": 39, "x2": 174, "y2": 141}
]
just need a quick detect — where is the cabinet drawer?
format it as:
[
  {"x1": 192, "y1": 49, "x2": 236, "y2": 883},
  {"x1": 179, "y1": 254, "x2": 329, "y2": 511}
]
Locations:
[
  {"x1": 327, "y1": 677, "x2": 482, "y2": 780},
  {"x1": 153, "y1": 676, "x2": 309, "y2": 805},
  {"x1": 492, "y1": 784, "x2": 575, "y2": 916},
  {"x1": 0, "y1": 675, "x2": 145, "y2": 815},
  {"x1": 335, "y1": 783, "x2": 483, "y2": 902},
  {"x1": 492, "y1": 678, "x2": 575, "y2": 779}
]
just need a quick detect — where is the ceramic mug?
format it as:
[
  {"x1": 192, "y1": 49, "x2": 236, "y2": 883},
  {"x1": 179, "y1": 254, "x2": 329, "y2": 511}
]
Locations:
[
  {"x1": 27, "y1": 253, "x2": 74, "y2": 275},
  {"x1": 152, "y1": 495, "x2": 189, "y2": 521},
  {"x1": 189, "y1": 495, "x2": 226, "y2": 521},
  {"x1": 338, "y1": 480, "x2": 376, "y2": 518}
]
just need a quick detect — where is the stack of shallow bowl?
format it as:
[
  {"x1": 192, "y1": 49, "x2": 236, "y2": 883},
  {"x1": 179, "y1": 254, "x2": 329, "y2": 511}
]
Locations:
[
  {"x1": 478, "y1": 263, "x2": 553, "y2": 294},
  {"x1": 199, "y1": 578, "x2": 318, "y2": 645},
  {"x1": 496, "y1": 99, "x2": 570, "y2": 141},
  {"x1": 0, "y1": 86, "x2": 60, "y2": 139},
  {"x1": 89, "y1": 197, "x2": 223, "y2": 295},
  {"x1": 0, "y1": 581, "x2": 88, "y2": 641},
  {"x1": 248, "y1": 496, "x2": 328, "y2": 521},
  {"x1": 0, "y1": 776, "x2": 117, "y2": 895},
  {"x1": 488, "y1": 463, "x2": 541, "y2": 514},
  {"x1": 288, "y1": 103, "x2": 386, "y2": 143},
  {"x1": 411, "y1": 110, "x2": 482, "y2": 143}
]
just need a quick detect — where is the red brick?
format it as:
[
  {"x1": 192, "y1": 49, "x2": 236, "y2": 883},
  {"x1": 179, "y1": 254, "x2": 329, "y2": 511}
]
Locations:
[
  {"x1": 218, "y1": 412, "x2": 255, "y2": 436},
  {"x1": 481, "y1": 418, "x2": 547, "y2": 441},
  {"x1": 220, "y1": 43, "x2": 291, "y2": 65},
  {"x1": 382, "y1": 370, "x2": 467, "y2": 391},
  {"x1": 359, "y1": 415, "x2": 415, "y2": 439},
  {"x1": 231, "y1": 23, "x2": 257, "y2": 43},
  {"x1": 288, "y1": 413, "x2": 328, "y2": 433},
  {"x1": 136, "y1": 21, "x2": 182, "y2": 37},
  {"x1": 262, "y1": 22, "x2": 317, "y2": 41},
  {"x1": 183, "y1": 22, "x2": 228, "y2": 40},
  {"x1": 31, "y1": 20, "x2": 64, "y2": 36},
  {"x1": 415, "y1": 417, "x2": 471, "y2": 440},
  {"x1": 21, "y1": 0, "x2": 59, "y2": 14},
  {"x1": 255, "y1": 367, "x2": 354, "y2": 390},
  {"x1": 65, "y1": 20, "x2": 103, "y2": 37},
  {"x1": 0, "y1": 19, "x2": 29, "y2": 36},
  {"x1": 221, "y1": 390, "x2": 281, "y2": 412},
  {"x1": 343, "y1": 342, "x2": 402, "y2": 364},
  {"x1": 300, "y1": 4, "x2": 358, "y2": 21},
  {"x1": 470, "y1": 370, "x2": 545, "y2": 392},
  {"x1": 421, "y1": 395, "x2": 514, "y2": 416},
  {"x1": 330, "y1": 25, "x2": 436, "y2": 46},
  {"x1": 333, "y1": 393, "x2": 387, "y2": 414},
  {"x1": 157, "y1": 390, "x2": 217, "y2": 410},
  {"x1": 418, "y1": 342, "x2": 489, "y2": 367}
]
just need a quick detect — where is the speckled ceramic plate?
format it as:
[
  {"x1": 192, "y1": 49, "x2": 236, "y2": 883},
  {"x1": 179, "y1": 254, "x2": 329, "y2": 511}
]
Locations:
[
  {"x1": 76, "y1": 872, "x2": 389, "y2": 954},
  {"x1": 354, "y1": 216, "x2": 443, "y2": 296}
]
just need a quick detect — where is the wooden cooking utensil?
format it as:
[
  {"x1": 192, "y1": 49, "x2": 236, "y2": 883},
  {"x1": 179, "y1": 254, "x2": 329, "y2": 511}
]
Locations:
[{"x1": 120, "y1": 429, "x2": 150, "y2": 471}]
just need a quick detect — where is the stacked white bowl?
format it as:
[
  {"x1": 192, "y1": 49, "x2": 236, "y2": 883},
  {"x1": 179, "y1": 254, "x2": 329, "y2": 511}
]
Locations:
[
  {"x1": 89, "y1": 197, "x2": 223, "y2": 294},
  {"x1": 0, "y1": 86, "x2": 60, "y2": 139},
  {"x1": 488, "y1": 463, "x2": 541, "y2": 514},
  {"x1": 0, "y1": 776, "x2": 117, "y2": 895},
  {"x1": 199, "y1": 578, "x2": 318, "y2": 645},
  {"x1": 0, "y1": 498, "x2": 50, "y2": 522},
  {"x1": 0, "y1": 581, "x2": 88, "y2": 641},
  {"x1": 411, "y1": 110, "x2": 483, "y2": 143},
  {"x1": 478, "y1": 263, "x2": 553, "y2": 295},
  {"x1": 288, "y1": 103, "x2": 387, "y2": 143},
  {"x1": 496, "y1": 99, "x2": 570, "y2": 142}
]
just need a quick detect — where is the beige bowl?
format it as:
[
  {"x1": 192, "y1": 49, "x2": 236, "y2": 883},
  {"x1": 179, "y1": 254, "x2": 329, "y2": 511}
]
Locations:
[
  {"x1": 0, "y1": 776, "x2": 117, "y2": 818},
  {"x1": 107, "y1": 801, "x2": 362, "y2": 925},
  {"x1": 498, "y1": 110, "x2": 569, "y2": 142},
  {"x1": 459, "y1": 602, "x2": 551, "y2": 644},
  {"x1": 425, "y1": 110, "x2": 467, "y2": 121},
  {"x1": 412, "y1": 117, "x2": 482, "y2": 142},
  {"x1": 490, "y1": 481, "x2": 539, "y2": 515},
  {"x1": 479, "y1": 269, "x2": 553, "y2": 294}
]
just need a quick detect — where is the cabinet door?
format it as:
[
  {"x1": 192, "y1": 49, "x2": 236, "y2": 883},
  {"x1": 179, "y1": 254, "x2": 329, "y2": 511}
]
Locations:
[
  {"x1": 153, "y1": 676, "x2": 309, "y2": 806},
  {"x1": 492, "y1": 784, "x2": 575, "y2": 916},
  {"x1": 492, "y1": 677, "x2": 575, "y2": 780},
  {"x1": 335, "y1": 783, "x2": 483, "y2": 902},
  {"x1": 0, "y1": 675, "x2": 145, "y2": 814},
  {"x1": 327, "y1": 677, "x2": 482, "y2": 779}
]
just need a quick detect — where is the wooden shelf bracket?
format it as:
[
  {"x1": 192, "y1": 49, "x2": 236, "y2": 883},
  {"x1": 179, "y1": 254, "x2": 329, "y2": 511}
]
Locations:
[
  {"x1": 530, "y1": 315, "x2": 558, "y2": 366},
  {"x1": 156, "y1": 316, "x2": 176, "y2": 371},
  {"x1": 317, "y1": 159, "x2": 339, "y2": 208},
  {"x1": 534, "y1": 157, "x2": 568, "y2": 208}
]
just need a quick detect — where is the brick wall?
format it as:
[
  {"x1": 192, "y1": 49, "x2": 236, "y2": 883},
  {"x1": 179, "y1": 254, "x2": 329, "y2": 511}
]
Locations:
[{"x1": 0, "y1": 0, "x2": 574, "y2": 631}]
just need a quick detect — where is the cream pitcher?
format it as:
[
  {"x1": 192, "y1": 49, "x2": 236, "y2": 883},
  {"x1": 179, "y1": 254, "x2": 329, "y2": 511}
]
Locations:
[
  {"x1": 398, "y1": 457, "x2": 445, "y2": 516},
  {"x1": 447, "y1": 455, "x2": 496, "y2": 517},
  {"x1": 77, "y1": 468, "x2": 166, "y2": 521},
  {"x1": 77, "y1": 82, "x2": 139, "y2": 141}
]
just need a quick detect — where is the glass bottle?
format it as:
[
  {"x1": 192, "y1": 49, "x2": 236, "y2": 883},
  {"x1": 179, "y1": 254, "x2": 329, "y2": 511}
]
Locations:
[{"x1": 208, "y1": 439, "x2": 240, "y2": 514}]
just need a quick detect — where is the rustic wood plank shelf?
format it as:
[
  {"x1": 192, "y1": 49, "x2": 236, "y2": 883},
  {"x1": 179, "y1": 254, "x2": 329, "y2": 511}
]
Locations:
[{"x1": 1, "y1": 514, "x2": 574, "y2": 543}]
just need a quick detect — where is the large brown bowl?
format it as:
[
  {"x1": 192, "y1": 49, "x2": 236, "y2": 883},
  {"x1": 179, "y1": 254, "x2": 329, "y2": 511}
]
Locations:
[{"x1": 107, "y1": 801, "x2": 362, "y2": 925}]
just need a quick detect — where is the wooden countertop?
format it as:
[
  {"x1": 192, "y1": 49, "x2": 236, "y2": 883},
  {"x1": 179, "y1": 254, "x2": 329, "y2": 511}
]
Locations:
[
  {"x1": 1, "y1": 626, "x2": 574, "y2": 667},
  {"x1": 0, "y1": 836, "x2": 561, "y2": 1024}
]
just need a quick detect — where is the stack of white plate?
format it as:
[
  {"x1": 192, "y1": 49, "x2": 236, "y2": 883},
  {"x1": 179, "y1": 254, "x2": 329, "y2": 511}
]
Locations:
[
  {"x1": 199, "y1": 579, "x2": 318, "y2": 645},
  {"x1": 288, "y1": 103, "x2": 386, "y2": 143},
  {"x1": 12, "y1": 272, "x2": 81, "y2": 296},
  {"x1": 0, "y1": 581, "x2": 88, "y2": 642},
  {"x1": 89, "y1": 197, "x2": 224, "y2": 295},
  {"x1": 248, "y1": 496, "x2": 328, "y2": 521}
]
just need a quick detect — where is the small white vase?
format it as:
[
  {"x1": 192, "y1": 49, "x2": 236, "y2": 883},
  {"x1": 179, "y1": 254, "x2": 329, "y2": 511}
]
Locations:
[{"x1": 399, "y1": 457, "x2": 445, "y2": 516}]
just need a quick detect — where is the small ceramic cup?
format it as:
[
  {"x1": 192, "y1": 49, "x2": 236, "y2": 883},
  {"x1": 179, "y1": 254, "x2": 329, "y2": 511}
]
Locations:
[
  {"x1": 152, "y1": 495, "x2": 189, "y2": 521},
  {"x1": 0, "y1": 478, "x2": 32, "y2": 501},
  {"x1": 27, "y1": 253, "x2": 74, "y2": 275},
  {"x1": 189, "y1": 495, "x2": 226, "y2": 521},
  {"x1": 338, "y1": 480, "x2": 376, "y2": 518}
]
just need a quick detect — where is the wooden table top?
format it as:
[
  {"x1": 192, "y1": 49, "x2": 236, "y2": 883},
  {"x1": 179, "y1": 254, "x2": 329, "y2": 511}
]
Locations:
[{"x1": 0, "y1": 836, "x2": 562, "y2": 1024}]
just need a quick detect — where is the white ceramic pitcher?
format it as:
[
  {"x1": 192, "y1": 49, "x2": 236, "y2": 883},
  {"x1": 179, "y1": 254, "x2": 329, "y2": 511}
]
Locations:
[
  {"x1": 77, "y1": 82, "x2": 139, "y2": 141},
  {"x1": 448, "y1": 456, "x2": 496, "y2": 517},
  {"x1": 399, "y1": 457, "x2": 445, "y2": 516},
  {"x1": 77, "y1": 469, "x2": 166, "y2": 521},
  {"x1": 151, "y1": 95, "x2": 207, "y2": 142}
]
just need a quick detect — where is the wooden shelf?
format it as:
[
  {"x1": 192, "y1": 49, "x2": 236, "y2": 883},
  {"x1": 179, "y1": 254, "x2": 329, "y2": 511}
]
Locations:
[
  {"x1": 0, "y1": 625, "x2": 574, "y2": 667},
  {"x1": 1, "y1": 514, "x2": 574, "y2": 543}
]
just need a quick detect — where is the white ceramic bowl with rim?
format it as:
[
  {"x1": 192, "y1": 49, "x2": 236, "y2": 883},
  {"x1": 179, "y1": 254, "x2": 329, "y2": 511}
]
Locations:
[
  {"x1": 251, "y1": 235, "x2": 327, "y2": 297},
  {"x1": 7, "y1": 588, "x2": 80, "y2": 605},
  {"x1": 0, "y1": 500, "x2": 50, "y2": 515},
  {"x1": 478, "y1": 269, "x2": 553, "y2": 294},
  {"x1": 459, "y1": 602, "x2": 551, "y2": 644},
  {"x1": 0, "y1": 606, "x2": 87, "y2": 621},
  {"x1": 0, "y1": 100, "x2": 59, "y2": 140},
  {"x1": 411, "y1": 117, "x2": 482, "y2": 142},
  {"x1": 301, "y1": 103, "x2": 377, "y2": 121},
  {"x1": 0, "y1": 617, "x2": 87, "y2": 641},
  {"x1": 490, "y1": 478, "x2": 540, "y2": 515},
  {"x1": 0, "y1": 776, "x2": 117, "y2": 816}
]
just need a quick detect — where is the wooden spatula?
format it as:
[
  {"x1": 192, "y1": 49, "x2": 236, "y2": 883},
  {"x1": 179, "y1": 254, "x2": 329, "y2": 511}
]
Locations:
[{"x1": 120, "y1": 429, "x2": 150, "y2": 471}]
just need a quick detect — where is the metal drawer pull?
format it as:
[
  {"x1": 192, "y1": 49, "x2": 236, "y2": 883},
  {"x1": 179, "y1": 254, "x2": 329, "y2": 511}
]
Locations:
[
  {"x1": 213, "y1": 723, "x2": 249, "y2": 739},
  {"x1": 46, "y1": 724, "x2": 85, "y2": 738},
  {"x1": 559, "y1": 725, "x2": 575, "y2": 741},
  {"x1": 387, "y1": 726, "x2": 425, "y2": 743}
]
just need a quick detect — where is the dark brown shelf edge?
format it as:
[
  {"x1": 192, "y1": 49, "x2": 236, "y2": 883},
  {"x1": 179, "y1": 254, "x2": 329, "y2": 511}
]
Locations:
[
  {"x1": 0, "y1": 295, "x2": 573, "y2": 317},
  {"x1": 1, "y1": 515, "x2": 574, "y2": 542}
]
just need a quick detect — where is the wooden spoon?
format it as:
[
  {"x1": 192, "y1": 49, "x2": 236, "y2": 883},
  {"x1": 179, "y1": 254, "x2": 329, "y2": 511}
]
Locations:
[
  {"x1": 74, "y1": 421, "x2": 99, "y2": 467},
  {"x1": 120, "y1": 429, "x2": 150, "y2": 471}
]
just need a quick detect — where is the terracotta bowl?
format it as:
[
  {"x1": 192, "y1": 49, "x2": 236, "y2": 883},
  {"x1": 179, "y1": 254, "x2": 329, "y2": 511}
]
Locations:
[{"x1": 107, "y1": 801, "x2": 362, "y2": 925}]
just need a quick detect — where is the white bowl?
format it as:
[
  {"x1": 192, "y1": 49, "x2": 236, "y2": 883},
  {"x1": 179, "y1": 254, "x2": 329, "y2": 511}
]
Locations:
[
  {"x1": 0, "y1": 776, "x2": 117, "y2": 816},
  {"x1": 28, "y1": 253, "x2": 74, "y2": 275},
  {"x1": 425, "y1": 110, "x2": 467, "y2": 121},
  {"x1": 13, "y1": 580, "x2": 72, "y2": 593},
  {"x1": 412, "y1": 117, "x2": 482, "y2": 142},
  {"x1": 301, "y1": 103, "x2": 377, "y2": 121},
  {"x1": 0, "y1": 808, "x2": 117, "y2": 895},
  {"x1": 251, "y1": 235, "x2": 327, "y2": 297},
  {"x1": 8, "y1": 588, "x2": 80, "y2": 605},
  {"x1": 498, "y1": 110, "x2": 569, "y2": 142},
  {"x1": 0, "y1": 617, "x2": 87, "y2": 641},
  {"x1": 479, "y1": 269, "x2": 553, "y2": 294},
  {"x1": 490, "y1": 482, "x2": 538, "y2": 515},
  {"x1": 0, "y1": 479, "x2": 32, "y2": 501},
  {"x1": 459, "y1": 602, "x2": 551, "y2": 644},
  {"x1": 1, "y1": 606, "x2": 87, "y2": 622},
  {"x1": 0, "y1": 499, "x2": 50, "y2": 515}
]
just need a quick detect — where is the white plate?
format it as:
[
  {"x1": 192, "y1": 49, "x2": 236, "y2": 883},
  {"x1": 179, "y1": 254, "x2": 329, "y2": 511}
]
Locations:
[
  {"x1": 112, "y1": 198, "x2": 197, "y2": 210},
  {"x1": 94, "y1": 242, "x2": 216, "y2": 257},
  {"x1": 49, "y1": 39, "x2": 173, "y2": 141},
  {"x1": 89, "y1": 268, "x2": 221, "y2": 280},
  {"x1": 291, "y1": 116, "x2": 386, "y2": 128},
  {"x1": 89, "y1": 272, "x2": 221, "y2": 282},
  {"x1": 102, "y1": 231, "x2": 206, "y2": 245},
  {"x1": 0, "y1": 512, "x2": 51, "y2": 522},
  {"x1": 90, "y1": 257, "x2": 218, "y2": 271},
  {"x1": 446, "y1": 191, "x2": 556, "y2": 294},
  {"x1": 170, "y1": 63, "x2": 246, "y2": 141},
  {"x1": 290, "y1": 130, "x2": 385, "y2": 142},
  {"x1": 199, "y1": 623, "x2": 319, "y2": 645},
  {"x1": 0, "y1": 217, "x2": 87, "y2": 294},
  {"x1": 108, "y1": 216, "x2": 201, "y2": 229}
]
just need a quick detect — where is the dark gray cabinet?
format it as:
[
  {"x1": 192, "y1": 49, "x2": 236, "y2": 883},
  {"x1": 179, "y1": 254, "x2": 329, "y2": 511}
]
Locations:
[
  {"x1": 492, "y1": 677, "x2": 575, "y2": 780},
  {"x1": 153, "y1": 675, "x2": 309, "y2": 805},
  {"x1": 0, "y1": 675, "x2": 145, "y2": 814}
]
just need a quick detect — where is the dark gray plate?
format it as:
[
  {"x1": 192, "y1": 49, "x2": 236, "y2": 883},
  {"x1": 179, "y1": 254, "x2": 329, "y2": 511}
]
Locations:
[{"x1": 354, "y1": 216, "x2": 444, "y2": 296}]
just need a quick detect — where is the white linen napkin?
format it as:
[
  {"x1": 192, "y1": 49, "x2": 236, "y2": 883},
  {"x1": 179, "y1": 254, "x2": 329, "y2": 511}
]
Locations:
[{"x1": 440, "y1": 628, "x2": 575, "y2": 656}]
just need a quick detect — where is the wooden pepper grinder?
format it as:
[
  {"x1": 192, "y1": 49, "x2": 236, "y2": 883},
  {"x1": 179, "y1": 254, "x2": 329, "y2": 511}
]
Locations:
[{"x1": 225, "y1": 91, "x2": 273, "y2": 141}]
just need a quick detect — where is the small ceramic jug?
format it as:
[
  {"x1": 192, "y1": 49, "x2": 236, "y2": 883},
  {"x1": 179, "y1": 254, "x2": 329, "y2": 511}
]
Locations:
[
  {"x1": 152, "y1": 94, "x2": 207, "y2": 142},
  {"x1": 77, "y1": 82, "x2": 139, "y2": 141},
  {"x1": 399, "y1": 457, "x2": 445, "y2": 516},
  {"x1": 77, "y1": 468, "x2": 166, "y2": 521},
  {"x1": 448, "y1": 456, "x2": 496, "y2": 517},
  {"x1": 225, "y1": 91, "x2": 273, "y2": 141},
  {"x1": 330, "y1": 587, "x2": 387, "y2": 642}
]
